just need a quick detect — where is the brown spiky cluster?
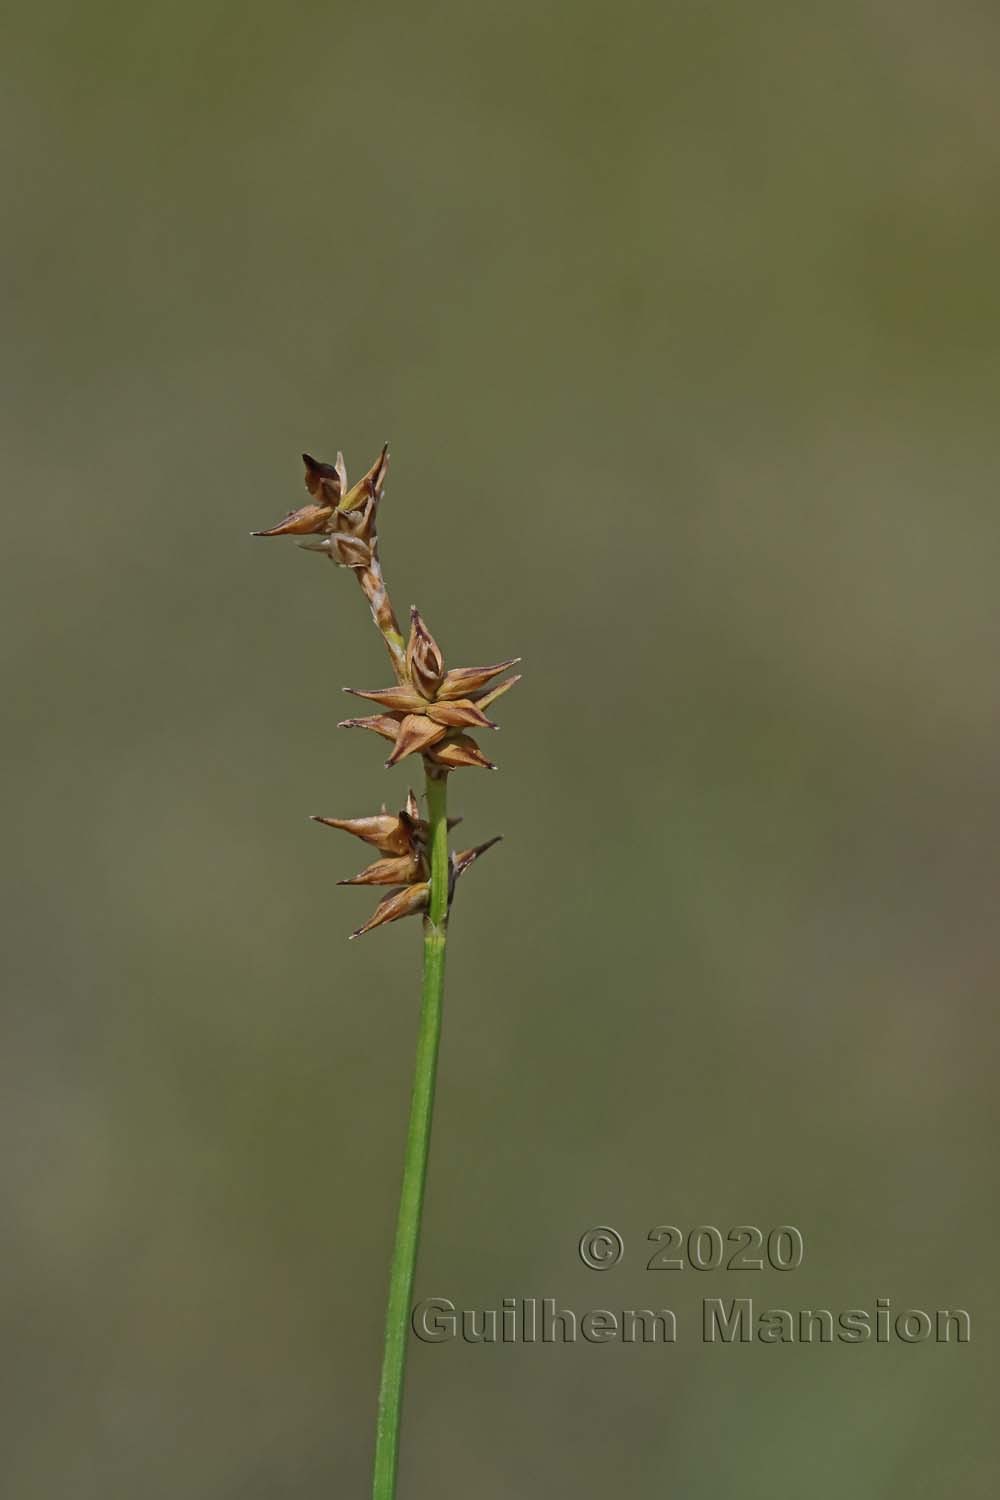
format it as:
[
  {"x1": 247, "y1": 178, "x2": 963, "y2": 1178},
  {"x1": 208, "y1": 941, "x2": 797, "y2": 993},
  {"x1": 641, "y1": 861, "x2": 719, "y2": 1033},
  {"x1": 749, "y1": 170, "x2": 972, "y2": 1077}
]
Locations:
[
  {"x1": 253, "y1": 446, "x2": 519, "y2": 936},
  {"x1": 342, "y1": 607, "x2": 520, "y2": 771},
  {"x1": 253, "y1": 445, "x2": 406, "y2": 674},
  {"x1": 311, "y1": 791, "x2": 500, "y2": 939}
]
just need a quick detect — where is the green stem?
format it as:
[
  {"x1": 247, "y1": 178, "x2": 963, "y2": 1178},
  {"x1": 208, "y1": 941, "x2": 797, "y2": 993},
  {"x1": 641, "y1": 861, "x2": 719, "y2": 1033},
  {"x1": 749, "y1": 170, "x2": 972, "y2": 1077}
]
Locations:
[{"x1": 371, "y1": 765, "x2": 450, "y2": 1499}]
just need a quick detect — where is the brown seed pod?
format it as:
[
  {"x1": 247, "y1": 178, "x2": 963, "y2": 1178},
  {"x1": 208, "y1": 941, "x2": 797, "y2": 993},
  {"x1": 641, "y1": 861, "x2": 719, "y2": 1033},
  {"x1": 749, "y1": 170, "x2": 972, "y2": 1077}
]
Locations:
[
  {"x1": 313, "y1": 791, "x2": 497, "y2": 937},
  {"x1": 342, "y1": 609, "x2": 519, "y2": 771}
]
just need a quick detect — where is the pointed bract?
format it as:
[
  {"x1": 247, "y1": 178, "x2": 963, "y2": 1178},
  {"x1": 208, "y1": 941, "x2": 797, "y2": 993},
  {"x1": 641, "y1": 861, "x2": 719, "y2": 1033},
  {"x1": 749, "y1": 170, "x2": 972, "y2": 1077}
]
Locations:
[
  {"x1": 339, "y1": 443, "x2": 389, "y2": 513},
  {"x1": 338, "y1": 714, "x2": 401, "y2": 742},
  {"x1": 428, "y1": 734, "x2": 497, "y2": 771},
  {"x1": 310, "y1": 812, "x2": 414, "y2": 858},
  {"x1": 425, "y1": 699, "x2": 497, "y2": 730},
  {"x1": 438, "y1": 659, "x2": 522, "y2": 700},
  {"x1": 452, "y1": 836, "x2": 503, "y2": 879},
  {"x1": 471, "y1": 674, "x2": 522, "y2": 710},
  {"x1": 349, "y1": 882, "x2": 429, "y2": 938},
  {"x1": 252, "y1": 502, "x2": 334, "y2": 537},
  {"x1": 338, "y1": 854, "x2": 422, "y2": 887},
  {"x1": 385, "y1": 713, "x2": 448, "y2": 767},
  {"x1": 344, "y1": 684, "x2": 430, "y2": 713}
]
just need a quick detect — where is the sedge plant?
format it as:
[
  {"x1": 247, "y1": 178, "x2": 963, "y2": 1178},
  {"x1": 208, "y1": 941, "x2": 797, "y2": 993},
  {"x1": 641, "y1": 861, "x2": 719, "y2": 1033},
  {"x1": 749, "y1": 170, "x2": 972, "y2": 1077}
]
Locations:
[{"x1": 252, "y1": 445, "x2": 520, "y2": 1498}]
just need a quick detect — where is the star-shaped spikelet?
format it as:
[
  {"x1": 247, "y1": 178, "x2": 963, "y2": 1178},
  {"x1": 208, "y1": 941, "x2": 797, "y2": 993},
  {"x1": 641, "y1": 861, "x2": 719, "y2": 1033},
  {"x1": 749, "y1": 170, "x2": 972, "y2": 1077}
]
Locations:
[
  {"x1": 312, "y1": 790, "x2": 501, "y2": 937},
  {"x1": 252, "y1": 446, "x2": 389, "y2": 569},
  {"x1": 341, "y1": 607, "x2": 521, "y2": 771},
  {"x1": 252, "y1": 445, "x2": 408, "y2": 676}
]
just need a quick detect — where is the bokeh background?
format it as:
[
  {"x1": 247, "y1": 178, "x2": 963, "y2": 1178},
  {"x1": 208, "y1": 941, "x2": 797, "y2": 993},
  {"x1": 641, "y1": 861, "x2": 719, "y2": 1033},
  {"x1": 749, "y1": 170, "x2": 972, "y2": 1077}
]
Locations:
[{"x1": 3, "y1": 2, "x2": 998, "y2": 1495}]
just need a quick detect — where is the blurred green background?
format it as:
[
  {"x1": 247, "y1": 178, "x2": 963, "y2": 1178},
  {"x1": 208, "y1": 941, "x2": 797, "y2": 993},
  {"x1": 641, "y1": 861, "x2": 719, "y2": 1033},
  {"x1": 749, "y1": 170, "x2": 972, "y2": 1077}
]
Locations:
[{"x1": 3, "y1": 2, "x2": 998, "y2": 1495}]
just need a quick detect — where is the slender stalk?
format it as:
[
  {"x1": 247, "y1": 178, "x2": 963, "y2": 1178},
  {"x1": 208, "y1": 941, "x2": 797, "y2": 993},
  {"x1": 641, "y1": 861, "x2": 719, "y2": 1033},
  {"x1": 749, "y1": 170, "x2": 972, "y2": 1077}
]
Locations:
[
  {"x1": 371, "y1": 765, "x2": 450, "y2": 1499},
  {"x1": 355, "y1": 549, "x2": 407, "y2": 681},
  {"x1": 252, "y1": 447, "x2": 515, "y2": 1493}
]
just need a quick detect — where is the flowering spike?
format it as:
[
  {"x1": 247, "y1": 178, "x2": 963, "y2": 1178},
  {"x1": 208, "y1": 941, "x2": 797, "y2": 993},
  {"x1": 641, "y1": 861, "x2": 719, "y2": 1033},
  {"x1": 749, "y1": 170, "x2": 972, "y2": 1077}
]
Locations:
[
  {"x1": 254, "y1": 446, "x2": 519, "y2": 941},
  {"x1": 255, "y1": 455, "x2": 517, "y2": 760}
]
